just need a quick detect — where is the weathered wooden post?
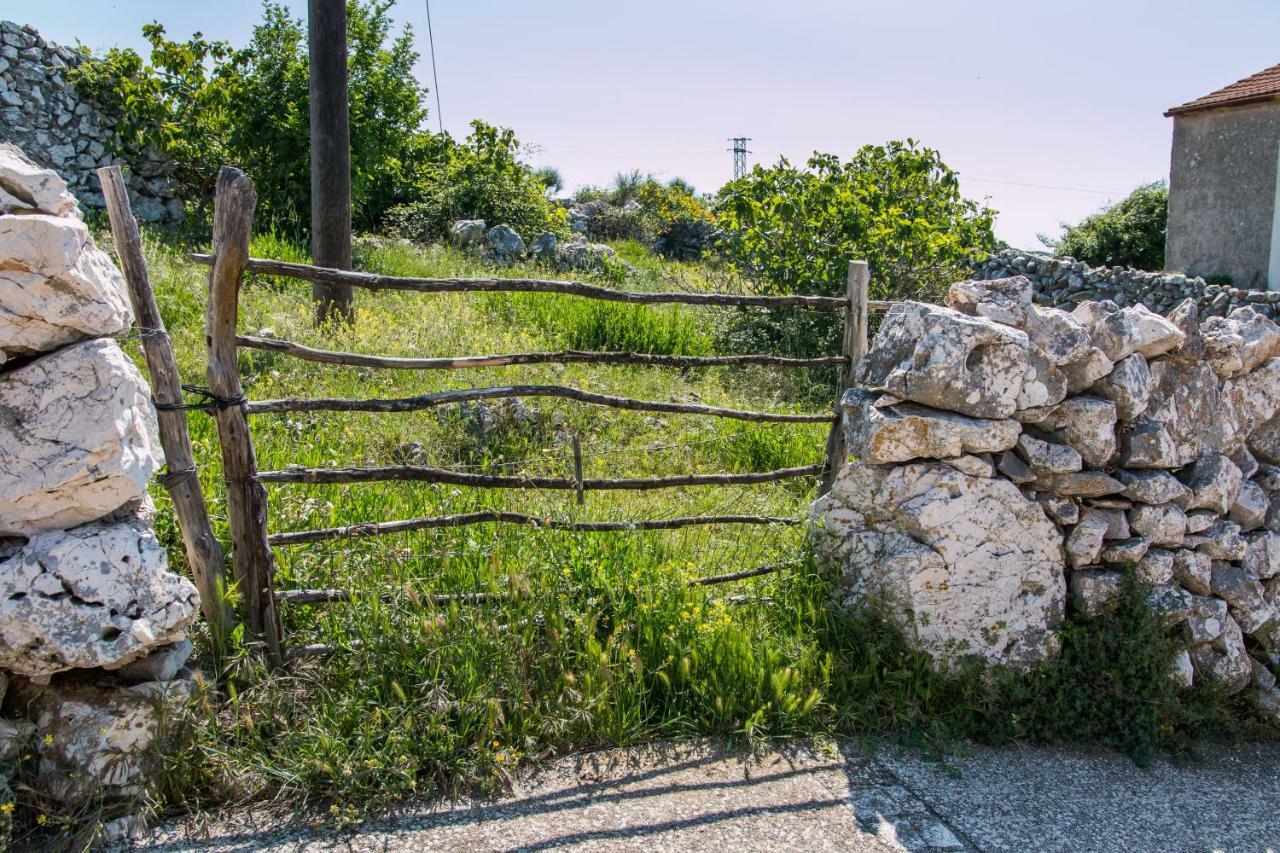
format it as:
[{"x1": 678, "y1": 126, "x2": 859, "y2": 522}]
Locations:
[
  {"x1": 207, "y1": 166, "x2": 284, "y2": 668},
  {"x1": 819, "y1": 260, "x2": 869, "y2": 495},
  {"x1": 97, "y1": 165, "x2": 233, "y2": 643},
  {"x1": 309, "y1": 0, "x2": 355, "y2": 325}
]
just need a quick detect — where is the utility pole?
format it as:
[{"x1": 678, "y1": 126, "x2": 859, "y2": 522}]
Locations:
[
  {"x1": 728, "y1": 137, "x2": 751, "y2": 180},
  {"x1": 308, "y1": 0, "x2": 354, "y2": 325}
]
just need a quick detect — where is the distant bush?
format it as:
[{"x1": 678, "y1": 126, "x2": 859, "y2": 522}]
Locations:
[
  {"x1": 715, "y1": 141, "x2": 996, "y2": 357},
  {"x1": 383, "y1": 121, "x2": 568, "y2": 242},
  {"x1": 1042, "y1": 181, "x2": 1168, "y2": 271}
]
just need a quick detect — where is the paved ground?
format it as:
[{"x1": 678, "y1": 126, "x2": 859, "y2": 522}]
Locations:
[{"x1": 129, "y1": 739, "x2": 1280, "y2": 852}]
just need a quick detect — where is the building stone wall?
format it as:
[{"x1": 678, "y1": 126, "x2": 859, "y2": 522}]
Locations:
[
  {"x1": 1165, "y1": 100, "x2": 1280, "y2": 290},
  {"x1": 0, "y1": 20, "x2": 183, "y2": 223}
]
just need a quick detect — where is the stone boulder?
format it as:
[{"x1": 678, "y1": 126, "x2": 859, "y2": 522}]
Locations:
[
  {"x1": 857, "y1": 302, "x2": 1029, "y2": 419},
  {"x1": 812, "y1": 461, "x2": 1065, "y2": 669},
  {"x1": 449, "y1": 219, "x2": 485, "y2": 250},
  {"x1": 557, "y1": 238, "x2": 617, "y2": 272},
  {"x1": 485, "y1": 224, "x2": 526, "y2": 261},
  {"x1": 0, "y1": 213, "x2": 133, "y2": 357},
  {"x1": 1089, "y1": 353, "x2": 1150, "y2": 421},
  {"x1": 945, "y1": 275, "x2": 1035, "y2": 328},
  {"x1": 0, "y1": 142, "x2": 79, "y2": 217},
  {"x1": 842, "y1": 389, "x2": 1020, "y2": 464},
  {"x1": 1017, "y1": 396, "x2": 1117, "y2": 468},
  {"x1": 529, "y1": 231, "x2": 558, "y2": 261},
  {"x1": 0, "y1": 339, "x2": 162, "y2": 536},
  {"x1": 15, "y1": 675, "x2": 194, "y2": 802},
  {"x1": 1120, "y1": 359, "x2": 1225, "y2": 469},
  {"x1": 0, "y1": 521, "x2": 199, "y2": 679}
]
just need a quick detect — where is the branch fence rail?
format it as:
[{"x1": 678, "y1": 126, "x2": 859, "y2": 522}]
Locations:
[{"x1": 110, "y1": 164, "x2": 884, "y2": 668}]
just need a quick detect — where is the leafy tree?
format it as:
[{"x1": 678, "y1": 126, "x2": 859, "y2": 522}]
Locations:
[
  {"x1": 715, "y1": 140, "x2": 996, "y2": 356},
  {"x1": 532, "y1": 165, "x2": 564, "y2": 196},
  {"x1": 71, "y1": 1, "x2": 430, "y2": 232},
  {"x1": 1042, "y1": 181, "x2": 1168, "y2": 271}
]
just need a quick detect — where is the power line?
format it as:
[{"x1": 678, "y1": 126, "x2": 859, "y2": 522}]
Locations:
[{"x1": 423, "y1": 0, "x2": 443, "y2": 134}]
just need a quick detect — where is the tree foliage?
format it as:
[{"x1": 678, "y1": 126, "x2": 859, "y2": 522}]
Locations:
[
  {"x1": 714, "y1": 141, "x2": 997, "y2": 356},
  {"x1": 69, "y1": 1, "x2": 557, "y2": 239},
  {"x1": 1042, "y1": 181, "x2": 1168, "y2": 271}
]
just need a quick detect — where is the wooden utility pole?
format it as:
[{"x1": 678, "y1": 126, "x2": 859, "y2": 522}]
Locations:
[{"x1": 309, "y1": 0, "x2": 354, "y2": 325}]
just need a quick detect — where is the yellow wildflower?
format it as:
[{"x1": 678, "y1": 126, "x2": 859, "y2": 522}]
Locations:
[{"x1": 42, "y1": 734, "x2": 53, "y2": 745}]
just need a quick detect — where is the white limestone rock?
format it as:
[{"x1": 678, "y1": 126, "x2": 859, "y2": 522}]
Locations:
[
  {"x1": 1200, "y1": 315, "x2": 1247, "y2": 379},
  {"x1": 1185, "y1": 595, "x2": 1229, "y2": 643},
  {"x1": 0, "y1": 142, "x2": 79, "y2": 217},
  {"x1": 116, "y1": 639, "x2": 194, "y2": 683},
  {"x1": 1037, "y1": 495, "x2": 1080, "y2": 526},
  {"x1": 1179, "y1": 452, "x2": 1244, "y2": 516},
  {"x1": 17, "y1": 675, "x2": 194, "y2": 802},
  {"x1": 1101, "y1": 537, "x2": 1149, "y2": 564},
  {"x1": 1071, "y1": 570, "x2": 1123, "y2": 615},
  {"x1": 1026, "y1": 306, "x2": 1094, "y2": 367},
  {"x1": 1065, "y1": 510, "x2": 1110, "y2": 569},
  {"x1": 1190, "y1": 614, "x2": 1252, "y2": 694},
  {"x1": 1170, "y1": 649, "x2": 1195, "y2": 689},
  {"x1": 1073, "y1": 300, "x2": 1140, "y2": 362},
  {"x1": 1230, "y1": 307, "x2": 1280, "y2": 376},
  {"x1": 1038, "y1": 470, "x2": 1125, "y2": 498},
  {"x1": 0, "y1": 339, "x2": 161, "y2": 536},
  {"x1": 812, "y1": 460, "x2": 1065, "y2": 669},
  {"x1": 1245, "y1": 532, "x2": 1280, "y2": 580},
  {"x1": 1018, "y1": 396, "x2": 1117, "y2": 469},
  {"x1": 1120, "y1": 360, "x2": 1225, "y2": 469},
  {"x1": 1114, "y1": 469, "x2": 1192, "y2": 507},
  {"x1": 841, "y1": 389, "x2": 1020, "y2": 464},
  {"x1": 1015, "y1": 433, "x2": 1082, "y2": 476},
  {"x1": 1231, "y1": 480, "x2": 1270, "y2": 531},
  {"x1": 0, "y1": 521, "x2": 199, "y2": 679},
  {"x1": 1173, "y1": 549, "x2": 1213, "y2": 595},
  {"x1": 1136, "y1": 548, "x2": 1175, "y2": 585},
  {"x1": 1123, "y1": 304, "x2": 1186, "y2": 358},
  {"x1": 1016, "y1": 344, "x2": 1069, "y2": 410},
  {"x1": 943, "y1": 454, "x2": 995, "y2": 478},
  {"x1": 1195, "y1": 520, "x2": 1248, "y2": 561},
  {"x1": 1060, "y1": 347, "x2": 1115, "y2": 395},
  {"x1": 1089, "y1": 353, "x2": 1150, "y2": 422},
  {"x1": 856, "y1": 301, "x2": 1029, "y2": 419},
  {"x1": 0, "y1": 213, "x2": 132, "y2": 357},
  {"x1": 1127, "y1": 503, "x2": 1186, "y2": 548},
  {"x1": 945, "y1": 275, "x2": 1034, "y2": 328}
]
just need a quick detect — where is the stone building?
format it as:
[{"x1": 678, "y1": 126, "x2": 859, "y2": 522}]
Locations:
[{"x1": 1165, "y1": 64, "x2": 1280, "y2": 291}]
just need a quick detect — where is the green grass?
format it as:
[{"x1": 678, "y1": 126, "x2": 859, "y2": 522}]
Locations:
[{"x1": 15, "y1": 231, "x2": 1260, "y2": 842}]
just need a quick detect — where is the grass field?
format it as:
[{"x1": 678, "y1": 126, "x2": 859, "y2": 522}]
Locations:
[{"x1": 55, "y1": 230, "x2": 1255, "y2": 834}]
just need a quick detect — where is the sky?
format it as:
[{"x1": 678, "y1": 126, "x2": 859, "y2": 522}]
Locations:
[{"x1": 13, "y1": 0, "x2": 1280, "y2": 248}]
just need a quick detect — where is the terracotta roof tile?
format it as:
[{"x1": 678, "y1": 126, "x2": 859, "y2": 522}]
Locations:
[{"x1": 1166, "y1": 63, "x2": 1280, "y2": 116}]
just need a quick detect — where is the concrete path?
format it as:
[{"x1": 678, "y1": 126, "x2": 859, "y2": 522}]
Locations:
[{"x1": 132, "y1": 739, "x2": 1280, "y2": 852}]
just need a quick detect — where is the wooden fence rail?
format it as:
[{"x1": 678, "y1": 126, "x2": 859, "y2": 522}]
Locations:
[
  {"x1": 237, "y1": 334, "x2": 849, "y2": 370},
  {"x1": 182, "y1": 165, "x2": 881, "y2": 668},
  {"x1": 191, "y1": 253, "x2": 858, "y2": 310},
  {"x1": 257, "y1": 463, "x2": 822, "y2": 489}
]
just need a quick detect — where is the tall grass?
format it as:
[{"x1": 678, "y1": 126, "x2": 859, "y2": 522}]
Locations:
[{"x1": 11, "y1": 230, "x2": 1250, "y2": 843}]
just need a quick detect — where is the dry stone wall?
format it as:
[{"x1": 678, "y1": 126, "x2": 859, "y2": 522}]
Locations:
[
  {"x1": 0, "y1": 144, "x2": 199, "y2": 810},
  {"x1": 0, "y1": 20, "x2": 182, "y2": 223},
  {"x1": 974, "y1": 248, "x2": 1280, "y2": 319},
  {"x1": 811, "y1": 273, "x2": 1280, "y2": 723}
]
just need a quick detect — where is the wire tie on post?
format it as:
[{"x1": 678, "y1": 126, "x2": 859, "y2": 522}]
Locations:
[{"x1": 152, "y1": 384, "x2": 247, "y2": 413}]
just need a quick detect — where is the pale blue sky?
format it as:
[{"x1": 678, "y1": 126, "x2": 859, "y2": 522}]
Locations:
[{"x1": 12, "y1": 1, "x2": 1280, "y2": 247}]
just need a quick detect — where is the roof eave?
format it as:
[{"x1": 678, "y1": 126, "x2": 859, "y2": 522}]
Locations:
[{"x1": 1165, "y1": 92, "x2": 1280, "y2": 118}]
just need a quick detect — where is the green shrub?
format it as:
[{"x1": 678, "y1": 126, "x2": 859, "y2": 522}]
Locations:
[
  {"x1": 1042, "y1": 181, "x2": 1168, "y2": 270},
  {"x1": 383, "y1": 122, "x2": 568, "y2": 243},
  {"x1": 715, "y1": 141, "x2": 996, "y2": 357}
]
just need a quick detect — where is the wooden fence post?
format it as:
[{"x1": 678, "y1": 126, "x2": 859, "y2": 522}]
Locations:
[
  {"x1": 206, "y1": 166, "x2": 284, "y2": 668},
  {"x1": 97, "y1": 165, "x2": 233, "y2": 644},
  {"x1": 819, "y1": 260, "x2": 869, "y2": 495}
]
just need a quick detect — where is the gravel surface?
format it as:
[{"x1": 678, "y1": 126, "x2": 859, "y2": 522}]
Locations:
[{"x1": 125, "y1": 739, "x2": 1280, "y2": 852}]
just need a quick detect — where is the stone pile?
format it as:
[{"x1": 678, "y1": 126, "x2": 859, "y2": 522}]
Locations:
[
  {"x1": 811, "y1": 274, "x2": 1280, "y2": 721},
  {"x1": 448, "y1": 218, "x2": 617, "y2": 272},
  {"x1": 0, "y1": 21, "x2": 182, "y2": 223},
  {"x1": 974, "y1": 248, "x2": 1279, "y2": 319},
  {"x1": 0, "y1": 144, "x2": 200, "y2": 809}
]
